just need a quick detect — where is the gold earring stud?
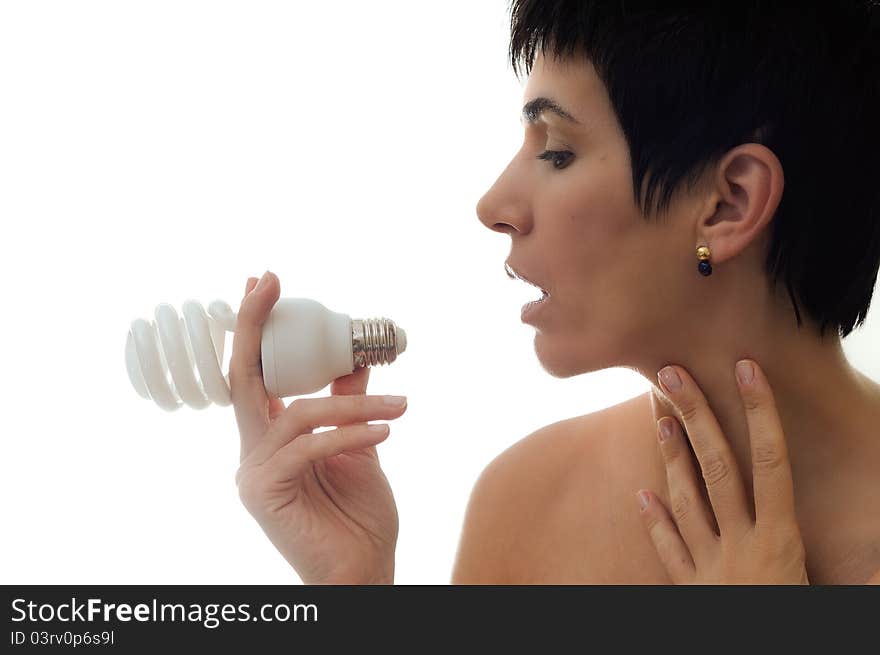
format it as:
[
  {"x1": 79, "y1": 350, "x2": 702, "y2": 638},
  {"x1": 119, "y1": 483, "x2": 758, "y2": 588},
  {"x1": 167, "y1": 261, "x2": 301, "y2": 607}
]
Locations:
[{"x1": 696, "y1": 245, "x2": 712, "y2": 276}]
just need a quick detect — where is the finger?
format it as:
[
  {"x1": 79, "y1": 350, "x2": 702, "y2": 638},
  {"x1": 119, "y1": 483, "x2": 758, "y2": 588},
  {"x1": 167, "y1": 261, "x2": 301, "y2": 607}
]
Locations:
[
  {"x1": 246, "y1": 394, "x2": 408, "y2": 466},
  {"x1": 250, "y1": 275, "x2": 284, "y2": 422},
  {"x1": 637, "y1": 489, "x2": 695, "y2": 584},
  {"x1": 331, "y1": 365, "x2": 370, "y2": 396},
  {"x1": 735, "y1": 359, "x2": 796, "y2": 531},
  {"x1": 650, "y1": 384, "x2": 678, "y2": 424},
  {"x1": 257, "y1": 275, "x2": 285, "y2": 423},
  {"x1": 652, "y1": 387, "x2": 717, "y2": 529},
  {"x1": 657, "y1": 365, "x2": 751, "y2": 538},
  {"x1": 656, "y1": 416, "x2": 719, "y2": 562},
  {"x1": 268, "y1": 396, "x2": 286, "y2": 421},
  {"x1": 263, "y1": 423, "x2": 391, "y2": 479},
  {"x1": 230, "y1": 271, "x2": 280, "y2": 457},
  {"x1": 329, "y1": 367, "x2": 379, "y2": 456}
]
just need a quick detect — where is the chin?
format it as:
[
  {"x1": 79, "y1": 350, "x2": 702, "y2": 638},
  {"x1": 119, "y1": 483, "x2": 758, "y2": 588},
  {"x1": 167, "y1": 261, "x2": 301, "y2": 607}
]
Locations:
[
  {"x1": 533, "y1": 328, "x2": 626, "y2": 378},
  {"x1": 532, "y1": 331, "x2": 591, "y2": 378}
]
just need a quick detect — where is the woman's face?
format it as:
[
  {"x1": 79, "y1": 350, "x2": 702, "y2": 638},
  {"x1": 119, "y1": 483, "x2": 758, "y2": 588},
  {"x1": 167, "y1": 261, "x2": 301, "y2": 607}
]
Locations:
[{"x1": 477, "y1": 52, "x2": 700, "y2": 377}]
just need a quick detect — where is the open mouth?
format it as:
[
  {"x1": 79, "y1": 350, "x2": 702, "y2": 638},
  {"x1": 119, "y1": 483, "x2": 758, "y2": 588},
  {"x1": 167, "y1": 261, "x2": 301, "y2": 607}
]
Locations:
[{"x1": 505, "y1": 261, "x2": 550, "y2": 302}]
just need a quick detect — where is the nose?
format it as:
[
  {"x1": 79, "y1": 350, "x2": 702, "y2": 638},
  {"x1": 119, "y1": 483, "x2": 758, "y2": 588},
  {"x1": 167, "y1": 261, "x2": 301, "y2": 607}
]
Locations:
[{"x1": 476, "y1": 157, "x2": 532, "y2": 236}]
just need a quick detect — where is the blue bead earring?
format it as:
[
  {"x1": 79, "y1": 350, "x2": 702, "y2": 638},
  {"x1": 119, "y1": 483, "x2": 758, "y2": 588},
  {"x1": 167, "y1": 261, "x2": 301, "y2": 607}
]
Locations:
[{"x1": 697, "y1": 245, "x2": 712, "y2": 276}]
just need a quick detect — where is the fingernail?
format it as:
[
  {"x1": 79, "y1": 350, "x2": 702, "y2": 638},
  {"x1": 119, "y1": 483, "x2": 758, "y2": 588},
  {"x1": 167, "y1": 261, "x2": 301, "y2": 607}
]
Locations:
[
  {"x1": 658, "y1": 366, "x2": 682, "y2": 392},
  {"x1": 367, "y1": 424, "x2": 389, "y2": 434},
  {"x1": 637, "y1": 490, "x2": 650, "y2": 510},
  {"x1": 658, "y1": 419, "x2": 673, "y2": 442},
  {"x1": 254, "y1": 270, "x2": 271, "y2": 292},
  {"x1": 383, "y1": 395, "x2": 407, "y2": 407},
  {"x1": 735, "y1": 360, "x2": 755, "y2": 385}
]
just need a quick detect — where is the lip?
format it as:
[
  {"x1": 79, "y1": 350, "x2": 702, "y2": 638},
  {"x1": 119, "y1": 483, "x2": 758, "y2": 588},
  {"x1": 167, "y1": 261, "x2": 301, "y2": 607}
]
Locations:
[
  {"x1": 504, "y1": 260, "x2": 550, "y2": 295},
  {"x1": 521, "y1": 294, "x2": 550, "y2": 323}
]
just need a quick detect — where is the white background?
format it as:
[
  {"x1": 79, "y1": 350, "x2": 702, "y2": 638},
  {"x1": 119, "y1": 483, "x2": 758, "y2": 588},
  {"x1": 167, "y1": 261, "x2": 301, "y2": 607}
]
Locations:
[{"x1": 1, "y1": 1, "x2": 877, "y2": 584}]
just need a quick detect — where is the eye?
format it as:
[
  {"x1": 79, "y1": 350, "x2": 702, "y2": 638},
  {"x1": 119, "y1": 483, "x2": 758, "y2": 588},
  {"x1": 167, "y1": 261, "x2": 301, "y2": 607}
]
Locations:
[{"x1": 536, "y1": 149, "x2": 574, "y2": 170}]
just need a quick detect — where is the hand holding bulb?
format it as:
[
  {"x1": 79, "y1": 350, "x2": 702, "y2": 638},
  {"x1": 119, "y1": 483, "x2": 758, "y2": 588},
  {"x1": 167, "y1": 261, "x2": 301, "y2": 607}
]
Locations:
[{"x1": 233, "y1": 272, "x2": 406, "y2": 585}]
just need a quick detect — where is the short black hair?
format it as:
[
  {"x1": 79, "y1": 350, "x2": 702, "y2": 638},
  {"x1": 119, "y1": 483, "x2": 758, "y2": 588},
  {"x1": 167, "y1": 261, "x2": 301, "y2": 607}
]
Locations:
[{"x1": 509, "y1": 1, "x2": 880, "y2": 339}]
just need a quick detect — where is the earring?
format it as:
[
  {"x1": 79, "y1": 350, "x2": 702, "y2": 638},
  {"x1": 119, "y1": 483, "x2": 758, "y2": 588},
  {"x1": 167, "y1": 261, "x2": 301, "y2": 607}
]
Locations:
[{"x1": 696, "y1": 245, "x2": 712, "y2": 276}]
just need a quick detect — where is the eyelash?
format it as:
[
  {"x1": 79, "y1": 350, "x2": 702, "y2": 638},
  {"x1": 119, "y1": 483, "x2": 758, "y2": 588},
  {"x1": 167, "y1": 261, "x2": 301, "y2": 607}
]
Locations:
[{"x1": 536, "y1": 149, "x2": 574, "y2": 170}]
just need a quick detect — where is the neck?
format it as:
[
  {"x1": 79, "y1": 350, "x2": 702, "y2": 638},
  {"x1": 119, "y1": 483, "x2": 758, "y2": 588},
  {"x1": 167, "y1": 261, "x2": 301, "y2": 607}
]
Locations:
[{"x1": 631, "y1": 277, "x2": 878, "y2": 508}]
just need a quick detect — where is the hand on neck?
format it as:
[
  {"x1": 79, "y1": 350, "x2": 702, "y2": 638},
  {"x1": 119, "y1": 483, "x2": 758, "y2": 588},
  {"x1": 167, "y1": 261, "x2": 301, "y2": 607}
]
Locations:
[{"x1": 635, "y1": 276, "x2": 875, "y2": 507}]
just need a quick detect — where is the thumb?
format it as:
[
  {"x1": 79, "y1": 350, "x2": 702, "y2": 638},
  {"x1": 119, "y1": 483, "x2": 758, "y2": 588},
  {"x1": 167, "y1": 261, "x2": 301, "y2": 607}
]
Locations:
[
  {"x1": 331, "y1": 365, "x2": 370, "y2": 396},
  {"x1": 241, "y1": 271, "x2": 281, "y2": 323},
  {"x1": 232, "y1": 271, "x2": 280, "y2": 387},
  {"x1": 230, "y1": 270, "x2": 281, "y2": 451}
]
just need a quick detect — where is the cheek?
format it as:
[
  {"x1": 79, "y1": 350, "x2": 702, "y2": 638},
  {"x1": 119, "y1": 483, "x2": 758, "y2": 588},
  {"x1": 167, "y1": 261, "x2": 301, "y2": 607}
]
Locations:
[
  {"x1": 546, "y1": 157, "x2": 637, "y2": 256},
  {"x1": 548, "y1": 200, "x2": 673, "y2": 339},
  {"x1": 546, "y1": 189, "x2": 639, "y2": 292},
  {"x1": 537, "y1": 154, "x2": 677, "y2": 323}
]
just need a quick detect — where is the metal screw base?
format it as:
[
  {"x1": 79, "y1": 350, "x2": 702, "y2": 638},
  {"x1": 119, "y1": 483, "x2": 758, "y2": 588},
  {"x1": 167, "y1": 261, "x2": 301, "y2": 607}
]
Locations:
[{"x1": 352, "y1": 318, "x2": 401, "y2": 368}]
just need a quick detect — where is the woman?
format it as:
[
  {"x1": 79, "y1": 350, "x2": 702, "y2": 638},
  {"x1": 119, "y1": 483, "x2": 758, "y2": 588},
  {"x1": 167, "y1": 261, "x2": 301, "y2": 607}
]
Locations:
[{"x1": 230, "y1": 2, "x2": 880, "y2": 584}]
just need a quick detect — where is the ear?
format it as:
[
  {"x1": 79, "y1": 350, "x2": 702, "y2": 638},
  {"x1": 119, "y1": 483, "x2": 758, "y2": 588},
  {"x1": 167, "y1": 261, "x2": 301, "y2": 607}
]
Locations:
[{"x1": 696, "y1": 143, "x2": 784, "y2": 266}]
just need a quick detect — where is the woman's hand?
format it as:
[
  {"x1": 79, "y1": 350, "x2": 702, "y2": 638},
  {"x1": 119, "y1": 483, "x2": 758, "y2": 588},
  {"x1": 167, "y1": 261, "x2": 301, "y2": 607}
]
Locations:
[
  {"x1": 230, "y1": 271, "x2": 407, "y2": 585},
  {"x1": 637, "y1": 359, "x2": 810, "y2": 584}
]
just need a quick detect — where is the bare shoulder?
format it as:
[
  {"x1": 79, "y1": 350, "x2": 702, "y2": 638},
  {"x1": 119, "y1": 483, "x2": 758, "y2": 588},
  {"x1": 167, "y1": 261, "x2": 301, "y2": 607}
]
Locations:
[{"x1": 451, "y1": 391, "x2": 671, "y2": 584}]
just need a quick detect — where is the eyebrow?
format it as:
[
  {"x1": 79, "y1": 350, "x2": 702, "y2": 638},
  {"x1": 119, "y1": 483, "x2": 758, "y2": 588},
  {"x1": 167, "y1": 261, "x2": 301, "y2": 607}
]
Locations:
[{"x1": 522, "y1": 96, "x2": 581, "y2": 125}]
